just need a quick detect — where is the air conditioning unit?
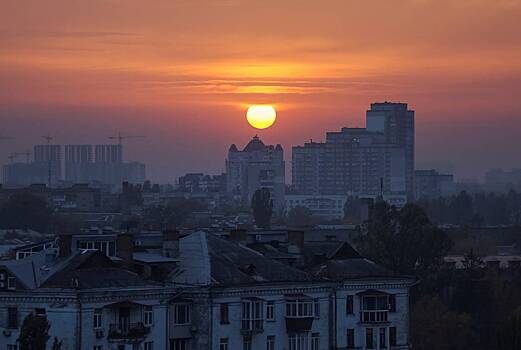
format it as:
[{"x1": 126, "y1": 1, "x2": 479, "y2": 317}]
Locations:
[
  {"x1": 3, "y1": 329, "x2": 12, "y2": 337},
  {"x1": 95, "y1": 329, "x2": 104, "y2": 338},
  {"x1": 255, "y1": 234, "x2": 262, "y2": 242}
]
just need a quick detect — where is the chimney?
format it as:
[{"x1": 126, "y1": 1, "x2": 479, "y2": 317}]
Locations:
[
  {"x1": 116, "y1": 233, "x2": 134, "y2": 267},
  {"x1": 229, "y1": 229, "x2": 248, "y2": 245},
  {"x1": 287, "y1": 230, "x2": 305, "y2": 254},
  {"x1": 162, "y1": 228, "x2": 180, "y2": 258},
  {"x1": 58, "y1": 234, "x2": 72, "y2": 258}
]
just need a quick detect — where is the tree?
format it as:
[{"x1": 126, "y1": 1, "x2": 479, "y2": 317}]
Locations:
[
  {"x1": 18, "y1": 313, "x2": 50, "y2": 350},
  {"x1": 497, "y1": 309, "x2": 521, "y2": 349},
  {"x1": 0, "y1": 193, "x2": 52, "y2": 232},
  {"x1": 51, "y1": 337, "x2": 62, "y2": 350},
  {"x1": 287, "y1": 205, "x2": 315, "y2": 227},
  {"x1": 356, "y1": 202, "x2": 452, "y2": 275},
  {"x1": 251, "y1": 188, "x2": 273, "y2": 229},
  {"x1": 412, "y1": 295, "x2": 479, "y2": 350}
]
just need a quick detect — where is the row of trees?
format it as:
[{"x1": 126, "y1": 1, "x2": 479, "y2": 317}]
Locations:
[
  {"x1": 15, "y1": 313, "x2": 61, "y2": 350},
  {"x1": 357, "y1": 201, "x2": 521, "y2": 350},
  {"x1": 417, "y1": 190, "x2": 521, "y2": 226}
]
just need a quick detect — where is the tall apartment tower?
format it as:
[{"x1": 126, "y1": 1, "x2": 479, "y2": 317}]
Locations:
[
  {"x1": 94, "y1": 144, "x2": 123, "y2": 163},
  {"x1": 226, "y1": 136, "x2": 285, "y2": 210},
  {"x1": 366, "y1": 102, "x2": 415, "y2": 196},
  {"x1": 292, "y1": 102, "x2": 415, "y2": 198},
  {"x1": 33, "y1": 144, "x2": 62, "y2": 185},
  {"x1": 64, "y1": 145, "x2": 93, "y2": 183}
]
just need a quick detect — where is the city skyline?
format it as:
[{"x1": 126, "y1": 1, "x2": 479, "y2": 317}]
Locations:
[{"x1": 1, "y1": 0, "x2": 521, "y2": 182}]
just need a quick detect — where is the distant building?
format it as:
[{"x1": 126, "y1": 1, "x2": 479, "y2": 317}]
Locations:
[
  {"x1": 95, "y1": 144, "x2": 123, "y2": 163},
  {"x1": 414, "y1": 169, "x2": 456, "y2": 199},
  {"x1": 293, "y1": 102, "x2": 414, "y2": 198},
  {"x1": 226, "y1": 136, "x2": 285, "y2": 209},
  {"x1": 33, "y1": 144, "x2": 62, "y2": 185},
  {"x1": 64, "y1": 144, "x2": 93, "y2": 183},
  {"x1": 178, "y1": 173, "x2": 226, "y2": 193},
  {"x1": 485, "y1": 168, "x2": 521, "y2": 192},
  {"x1": 285, "y1": 194, "x2": 347, "y2": 220}
]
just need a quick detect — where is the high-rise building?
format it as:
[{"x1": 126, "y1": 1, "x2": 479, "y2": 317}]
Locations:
[
  {"x1": 33, "y1": 144, "x2": 62, "y2": 185},
  {"x1": 292, "y1": 102, "x2": 415, "y2": 198},
  {"x1": 64, "y1": 145, "x2": 93, "y2": 183},
  {"x1": 366, "y1": 102, "x2": 415, "y2": 196},
  {"x1": 226, "y1": 136, "x2": 285, "y2": 209},
  {"x1": 94, "y1": 144, "x2": 123, "y2": 163}
]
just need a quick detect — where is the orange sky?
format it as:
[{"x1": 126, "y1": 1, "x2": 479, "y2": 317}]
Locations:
[{"x1": 1, "y1": 0, "x2": 520, "y2": 181}]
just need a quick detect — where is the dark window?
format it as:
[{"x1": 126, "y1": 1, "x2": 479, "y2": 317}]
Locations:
[
  {"x1": 366, "y1": 328, "x2": 374, "y2": 349},
  {"x1": 389, "y1": 294, "x2": 396, "y2": 312},
  {"x1": 314, "y1": 298, "x2": 320, "y2": 318},
  {"x1": 220, "y1": 303, "x2": 229, "y2": 324},
  {"x1": 390, "y1": 327, "x2": 397, "y2": 346},
  {"x1": 346, "y1": 329, "x2": 355, "y2": 349},
  {"x1": 346, "y1": 295, "x2": 354, "y2": 314},
  {"x1": 379, "y1": 328, "x2": 387, "y2": 348},
  {"x1": 8, "y1": 307, "x2": 18, "y2": 328}
]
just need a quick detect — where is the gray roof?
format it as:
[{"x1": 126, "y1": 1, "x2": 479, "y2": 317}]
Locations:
[
  {"x1": 172, "y1": 231, "x2": 310, "y2": 286},
  {"x1": 308, "y1": 258, "x2": 397, "y2": 280}
]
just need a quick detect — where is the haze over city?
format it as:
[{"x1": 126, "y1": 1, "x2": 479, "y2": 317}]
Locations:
[{"x1": 1, "y1": 0, "x2": 521, "y2": 181}]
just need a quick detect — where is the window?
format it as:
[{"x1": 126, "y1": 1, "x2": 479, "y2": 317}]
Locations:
[
  {"x1": 7, "y1": 307, "x2": 18, "y2": 328},
  {"x1": 174, "y1": 304, "x2": 191, "y2": 325},
  {"x1": 144, "y1": 306, "x2": 153, "y2": 326},
  {"x1": 313, "y1": 299, "x2": 320, "y2": 318},
  {"x1": 0, "y1": 272, "x2": 5, "y2": 288},
  {"x1": 346, "y1": 329, "x2": 355, "y2": 349},
  {"x1": 311, "y1": 333, "x2": 320, "y2": 350},
  {"x1": 144, "y1": 342, "x2": 153, "y2": 350},
  {"x1": 266, "y1": 301, "x2": 275, "y2": 321},
  {"x1": 93, "y1": 346, "x2": 102, "y2": 350},
  {"x1": 379, "y1": 328, "x2": 387, "y2": 348},
  {"x1": 242, "y1": 299, "x2": 264, "y2": 331},
  {"x1": 267, "y1": 336, "x2": 275, "y2": 350},
  {"x1": 389, "y1": 327, "x2": 397, "y2": 347},
  {"x1": 220, "y1": 303, "x2": 229, "y2": 324},
  {"x1": 7, "y1": 276, "x2": 16, "y2": 290},
  {"x1": 243, "y1": 338, "x2": 251, "y2": 350},
  {"x1": 289, "y1": 333, "x2": 308, "y2": 350},
  {"x1": 219, "y1": 338, "x2": 229, "y2": 350},
  {"x1": 286, "y1": 299, "x2": 313, "y2": 318},
  {"x1": 361, "y1": 295, "x2": 389, "y2": 323},
  {"x1": 346, "y1": 295, "x2": 354, "y2": 314},
  {"x1": 8, "y1": 345, "x2": 18, "y2": 350},
  {"x1": 172, "y1": 339, "x2": 190, "y2": 350},
  {"x1": 389, "y1": 294, "x2": 396, "y2": 312},
  {"x1": 93, "y1": 309, "x2": 102, "y2": 329},
  {"x1": 366, "y1": 328, "x2": 374, "y2": 349}
]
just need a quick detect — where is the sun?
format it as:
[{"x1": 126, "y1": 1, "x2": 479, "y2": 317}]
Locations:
[{"x1": 246, "y1": 105, "x2": 276, "y2": 129}]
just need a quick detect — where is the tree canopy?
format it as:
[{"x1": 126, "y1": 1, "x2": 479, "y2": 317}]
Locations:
[
  {"x1": 251, "y1": 188, "x2": 273, "y2": 229},
  {"x1": 356, "y1": 201, "x2": 452, "y2": 275},
  {"x1": 18, "y1": 313, "x2": 50, "y2": 350}
]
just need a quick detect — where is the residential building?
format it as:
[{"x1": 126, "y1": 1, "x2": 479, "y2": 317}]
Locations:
[
  {"x1": 292, "y1": 102, "x2": 415, "y2": 199},
  {"x1": 226, "y1": 136, "x2": 285, "y2": 210},
  {"x1": 33, "y1": 144, "x2": 62, "y2": 185},
  {"x1": 414, "y1": 169, "x2": 455, "y2": 199},
  {"x1": 64, "y1": 144, "x2": 93, "y2": 183},
  {"x1": 285, "y1": 194, "x2": 347, "y2": 220}
]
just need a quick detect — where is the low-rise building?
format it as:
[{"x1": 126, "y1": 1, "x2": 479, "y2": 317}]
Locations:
[{"x1": 285, "y1": 194, "x2": 347, "y2": 220}]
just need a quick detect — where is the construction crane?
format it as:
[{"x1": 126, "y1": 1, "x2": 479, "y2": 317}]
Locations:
[{"x1": 108, "y1": 133, "x2": 145, "y2": 146}]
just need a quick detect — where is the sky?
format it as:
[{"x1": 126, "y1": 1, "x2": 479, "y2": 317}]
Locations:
[{"x1": 1, "y1": 0, "x2": 520, "y2": 182}]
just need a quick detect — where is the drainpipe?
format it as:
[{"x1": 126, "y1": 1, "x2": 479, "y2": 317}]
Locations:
[{"x1": 76, "y1": 295, "x2": 82, "y2": 350}]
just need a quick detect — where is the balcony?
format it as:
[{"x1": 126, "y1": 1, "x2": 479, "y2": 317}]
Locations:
[
  {"x1": 241, "y1": 319, "x2": 264, "y2": 336},
  {"x1": 359, "y1": 310, "x2": 389, "y2": 324},
  {"x1": 108, "y1": 323, "x2": 149, "y2": 341}
]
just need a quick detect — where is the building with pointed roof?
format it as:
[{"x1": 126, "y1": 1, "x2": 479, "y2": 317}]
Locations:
[{"x1": 226, "y1": 136, "x2": 285, "y2": 211}]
